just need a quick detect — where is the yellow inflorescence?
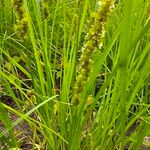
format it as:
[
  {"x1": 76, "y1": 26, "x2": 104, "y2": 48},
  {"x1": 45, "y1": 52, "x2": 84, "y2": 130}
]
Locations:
[
  {"x1": 41, "y1": 0, "x2": 51, "y2": 19},
  {"x1": 72, "y1": 0, "x2": 115, "y2": 105},
  {"x1": 12, "y1": 0, "x2": 28, "y2": 39}
]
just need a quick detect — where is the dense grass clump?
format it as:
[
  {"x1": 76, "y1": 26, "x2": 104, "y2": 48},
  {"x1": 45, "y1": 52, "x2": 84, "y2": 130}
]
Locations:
[{"x1": 0, "y1": 0, "x2": 150, "y2": 149}]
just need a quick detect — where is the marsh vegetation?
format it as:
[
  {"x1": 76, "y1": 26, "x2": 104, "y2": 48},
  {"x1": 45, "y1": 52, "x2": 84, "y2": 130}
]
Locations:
[{"x1": 0, "y1": 0, "x2": 150, "y2": 149}]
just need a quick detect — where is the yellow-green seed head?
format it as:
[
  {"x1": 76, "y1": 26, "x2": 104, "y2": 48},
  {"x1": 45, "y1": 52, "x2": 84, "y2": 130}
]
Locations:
[{"x1": 72, "y1": 0, "x2": 115, "y2": 106}]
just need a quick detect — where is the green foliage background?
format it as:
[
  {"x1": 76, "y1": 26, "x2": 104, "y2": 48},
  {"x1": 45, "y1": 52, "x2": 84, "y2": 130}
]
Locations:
[{"x1": 0, "y1": 0, "x2": 150, "y2": 149}]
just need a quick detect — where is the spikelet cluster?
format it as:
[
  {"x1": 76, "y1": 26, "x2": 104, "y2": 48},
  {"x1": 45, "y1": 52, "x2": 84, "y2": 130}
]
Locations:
[
  {"x1": 41, "y1": 0, "x2": 50, "y2": 19},
  {"x1": 72, "y1": 0, "x2": 115, "y2": 105},
  {"x1": 12, "y1": 0, "x2": 28, "y2": 39}
]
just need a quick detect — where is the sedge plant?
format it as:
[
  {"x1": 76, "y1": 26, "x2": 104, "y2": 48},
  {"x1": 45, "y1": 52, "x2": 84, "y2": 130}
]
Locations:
[{"x1": 0, "y1": 0, "x2": 150, "y2": 149}]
